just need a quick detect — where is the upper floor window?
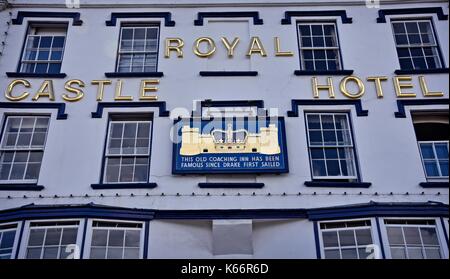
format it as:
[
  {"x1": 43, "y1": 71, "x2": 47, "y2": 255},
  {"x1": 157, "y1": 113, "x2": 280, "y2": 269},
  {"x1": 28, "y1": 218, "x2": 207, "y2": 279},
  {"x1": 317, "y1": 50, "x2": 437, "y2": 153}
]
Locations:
[
  {"x1": 0, "y1": 116, "x2": 50, "y2": 183},
  {"x1": 25, "y1": 221, "x2": 80, "y2": 259},
  {"x1": 19, "y1": 23, "x2": 67, "y2": 74},
  {"x1": 320, "y1": 220, "x2": 375, "y2": 259},
  {"x1": 305, "y1": 113, "x2": 358, "y2": 181},
  {"x1": 0, "y1": 224, "x2": 18, "y2": 259},
  {"x1": 87, "y1": 221, "x2": 143, "y2": 259},
  {"x1": 412, "y1": 113, "x2": 449, "y2": 181},
  {"x1": 116, "y1": 24, "x2": 160, "y2": 73},
  {"x1": 384, "y1": 219, "x2": 443, "y2": 259},
  {"x1": 391, "y1": 19, "x2": 443, "y2": 70},
  {"x1": 103, "y1": 115, "x2": 153, "y2": 184},
  {"x1": 297, "y1": 22, "x2": 342, "y2": 71}
]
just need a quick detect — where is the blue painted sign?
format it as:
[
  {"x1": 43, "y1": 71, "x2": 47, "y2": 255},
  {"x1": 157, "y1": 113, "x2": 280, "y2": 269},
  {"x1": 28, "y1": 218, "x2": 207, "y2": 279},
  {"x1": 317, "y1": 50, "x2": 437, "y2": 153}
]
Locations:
[{"x1": 172, "y1": 117, "x2": 289, "y2": 174}]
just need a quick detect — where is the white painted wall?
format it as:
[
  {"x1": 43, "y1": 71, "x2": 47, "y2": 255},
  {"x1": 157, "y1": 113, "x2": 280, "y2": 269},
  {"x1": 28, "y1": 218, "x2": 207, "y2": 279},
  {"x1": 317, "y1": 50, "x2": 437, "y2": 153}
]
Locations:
[{"x1": 0, "y1": 0, "x2": 448, "y2": 210}]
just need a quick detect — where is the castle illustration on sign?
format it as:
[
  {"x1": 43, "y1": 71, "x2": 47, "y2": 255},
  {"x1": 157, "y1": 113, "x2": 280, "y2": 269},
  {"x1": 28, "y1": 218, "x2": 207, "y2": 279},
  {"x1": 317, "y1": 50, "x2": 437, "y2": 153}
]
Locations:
[{"x1": 180, "y1": 123, "x2": 281, "y2": 156}]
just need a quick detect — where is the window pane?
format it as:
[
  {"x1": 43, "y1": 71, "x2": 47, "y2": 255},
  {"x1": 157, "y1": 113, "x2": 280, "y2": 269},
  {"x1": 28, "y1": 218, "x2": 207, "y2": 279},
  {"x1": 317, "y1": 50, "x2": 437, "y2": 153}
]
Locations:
[
  {"x1": 435, "y1": 144, "x2": 448, "y2": 159},
  {"x1": 25, "y1": 163, "x2": 41, "y2": 180},
  {"x1": 108, "y1": 230, "x2": 124, "y2": 247},
  {"x1": 61, "y1": 228, "x2": 77, "y2": 245},
  {"x1": 420, "y1": 228, "x2": 439, "y2": 245},
  {"x1": 125, "y1": 230, "x2": 140, "y2": 247},
  {"x1": 420, "y1": 143, "x2": 435, "y2": 159},
  {"x1": 43, "y1": 247, "x2": 59, "y2": 259},
  {"x1": 324, "y1": 249, "x2": 340, "y2": 259},
  {"x1": 90, "y1": 247, "x2": 106, "y2": 259},
  {"x1": 133, "y1": 165, "x2": 148, "y2": 182},
  {"x1": 424, "y1": 161, "x2": 440, "y2": 177},
  {"x1": 28, "y1": 229, "x2": 45, "y2": 246},
  {"x1": 341, "y1": 248, "x2": 358, "y2": 259},
  {"x1": 307, "y1": 115, "x2": 321, "y2": 129},
  {"x1": 339, "y1": 230, "x2": 356, "y2": 246},
  {"x1": 407, "y1": 248, "x2": 424, "y2": 259},
  {"x1": 355, "y1": 229, "x2": 373, "y2": 246},
  {"x1": 0, "y1": 231, "x2": 16, "y2": 249},
  {"x1": 45, "y1": 228, "x2": 62, "y2": 245},
  {"x1": 390, "y1": 247, "x2": 406, "y2": 259},
  {"x1": 124, "y1": 248, "x2": 140, "y2": 259},
  {"x1": 91, "y1": 230, "x2": 108, "y2": 247},
  {"x1": 312, "y1": 160, "x2": 327, "y2": 176},
  {"x1": 107, "y1": 247, "x2": 123, "y2": 259},
  {"x1": 404, "y1": 227, "x2": 421, "y2": 245},
  {"x1": 26, "y1": 248, "x2": 42, "y2": 259},
  {"x1": 322, "y1": 231, "x2": 339, "y2": 247},
  {"x1": 387, "y1": 227, "x2": 404, "y2": 245},
  {"x1": 425, "y1": 248, "x2": 441, "y2": 259}
]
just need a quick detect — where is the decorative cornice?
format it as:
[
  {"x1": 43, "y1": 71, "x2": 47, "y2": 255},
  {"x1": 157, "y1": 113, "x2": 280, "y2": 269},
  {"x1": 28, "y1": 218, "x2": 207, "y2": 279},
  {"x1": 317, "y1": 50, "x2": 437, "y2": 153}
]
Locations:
[
  {"x1": 194, "y1": 11, "x2": 263, "y2": 26},
  {"x1": 281, "y1": 10, "x2": 352, "y2": 25},
  {"x1": 287, "y1": 99, "x2": 369, "y2": 117},
  {"x1": 377, "y1": 7, "x2": 448, "y2": 23},
  {"x1": 394, "y1": 99, "x2": 449, "y2": 118},
  {"x1": 0, "y1": 102, "x2": 68, "y2": 120},
  {"x1": 12, "y1": 11, "x2": 83, "y2": 26},
  {"x1": 105, "y1": 12, "x2": 175, "y2": 26},
  {"x1": 91, "y1": 102, "x2": 170, "y2": 118}
]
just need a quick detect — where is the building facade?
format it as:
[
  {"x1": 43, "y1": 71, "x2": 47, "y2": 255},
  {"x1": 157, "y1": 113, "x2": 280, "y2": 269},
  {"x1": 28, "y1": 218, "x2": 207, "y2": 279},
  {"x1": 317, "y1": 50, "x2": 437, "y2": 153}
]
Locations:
[{"x1": 0, "y1": 0, "x2": 448, "y2": 259}]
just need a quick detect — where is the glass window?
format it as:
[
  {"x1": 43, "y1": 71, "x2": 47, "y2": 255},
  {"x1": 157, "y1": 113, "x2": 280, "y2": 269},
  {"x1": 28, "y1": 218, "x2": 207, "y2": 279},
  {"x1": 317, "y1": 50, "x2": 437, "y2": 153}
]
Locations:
[
  {"x1": 412, "y1": 114, "x2": 449, "y2": 181},
  {"x1": 117, "y1": 25, "x2": 159, "y2": 73},
  {"x1": 20, "y1": 24, "x2": 67, "y2": 74},
  {"x1": 104, "y1": 119, "x2": 152, "y2": 184},
  {"x1": 0, "y1": 116, "x2": 50, "y2": 183},
  {"x1": 391, "y1": 20, "x2": 443, "y2": 70},
  {"x1": 385, "y1": 219, "x2": 443, "y2": 259},
  {"x1": 305, "y1": 113, "x2": 357, "y2": 180},
  {"x1": 89, "y1": 221, "x2": 142, "y2": 259},
  {"x1": 26, "y1": 221, "x2": 79, "y2": 259},
  {"x1": 297, "y1": 22, "x2": 342, "y2": 71},
  {"x1": 418, "y1": 142, "x2": 449, "y2": 178},
  {"x1": 320, "y1": 220, "x2": 375, "y2": 259},
  {"x1": 0, "y1": 224, "x2": 17, "y2": 259}
]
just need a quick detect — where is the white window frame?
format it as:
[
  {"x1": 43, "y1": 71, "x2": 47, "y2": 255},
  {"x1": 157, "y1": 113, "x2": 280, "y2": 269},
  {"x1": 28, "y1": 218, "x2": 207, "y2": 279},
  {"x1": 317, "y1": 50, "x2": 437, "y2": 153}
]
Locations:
[
  {"x1": 19, "y1": 25, "x2": 67, "y2": 74},
  {"x1": 390, "y1": 19, "x2": 443, "y2": 70},
  {"x1": 318, "y1": 218, "x2": 382, "y2": 259},
  {"x1": 380, "y1": 217, "x2": 449, "y2": 259},
  {"x1": 116, "y1": 25, "x2": 160, "y2": 73},
  {"x1": 0, "y1": 222, "x2": 22, "y2": 260},
  {"x1": 305, "y1": 112, "x2": 358, "y2": 180},
  {"x1": 83, "y1": 219, "x2": 145, "y2": 259},
  {"x1": 418, "y1": 140, "x2": 449, "y2": 181},
  {"x1": 0, "y1": 115, "x2": 50, "y2": 184},
  {"x1": 103, "y1": 120, "x2": 153, "y2": 184},
  {"x1": 297, "y1": 22, "x2": 342, "y2": 71},
  {"x1": 18, "y1": 219, "x2": 84, "y2": 259}
]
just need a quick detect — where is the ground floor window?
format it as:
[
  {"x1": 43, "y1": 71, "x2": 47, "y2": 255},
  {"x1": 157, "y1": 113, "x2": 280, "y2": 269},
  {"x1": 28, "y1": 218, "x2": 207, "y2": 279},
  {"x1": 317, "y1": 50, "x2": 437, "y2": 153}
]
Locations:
[
  {"x1": 384, "y1": 219, "x2": 443, "y2": 259},
  {"x1": 87, "y1": 220, "x2": 143, "y2": 259},
  {"x1": 25, "y1": 221, "x2": 80, "y2": 259},
  {"x1": 0, "y1": 223, "x2": 18, "y2": 259},
  {"x1": 319, "y1": 219, "x2": 376, "y2": 259}
]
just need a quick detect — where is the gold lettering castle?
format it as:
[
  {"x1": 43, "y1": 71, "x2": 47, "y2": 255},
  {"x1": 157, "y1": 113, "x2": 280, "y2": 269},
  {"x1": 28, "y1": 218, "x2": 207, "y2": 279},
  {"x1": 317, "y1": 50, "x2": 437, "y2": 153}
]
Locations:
[{"x1": 180, "y1": 123, "x2": 281, "y2": 156}]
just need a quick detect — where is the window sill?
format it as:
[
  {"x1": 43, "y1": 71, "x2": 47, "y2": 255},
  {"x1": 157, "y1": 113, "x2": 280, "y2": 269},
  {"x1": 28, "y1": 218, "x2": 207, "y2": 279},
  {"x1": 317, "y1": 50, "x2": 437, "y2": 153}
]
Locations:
[
  {"x1": 394, "y1": 68, "x2": 449, "y2": 75},
  {"x1": 419, "y1": 182, "x2": 449, "y2": 188},
  {"x1": 6, "y1": 72, "x2": 67, "y2": 78},
  {"x1": 199, "y1": 71, "x2": 258, "y2": 77},
  {"x1": 91, "y1": 183, "x2": 157, "y2": 190},
  {"x1": 198, "y1": 182, "x2": 265, "y2": 188},
  {"x1": 104, "y1": 72, "x2": 164, "y2": 78},
  {"x1": 0, "y1": 184, "x2": 45, "y2": 191},
  {"x1": 304, "y1": 181, "x2": 372, "y2": 188},
  {"x1": 294, "y1": 70, "x2": 354, "y2": 76}
]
